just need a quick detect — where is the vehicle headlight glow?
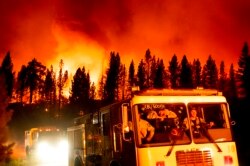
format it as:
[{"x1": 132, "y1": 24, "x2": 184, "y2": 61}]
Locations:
[
  {"x1": 37, "y1": 141, "x2": 53, "y2": 160},
  {"x1": 57, "y1": 139, "x2": 69, "y2": 158},
  {"x1": 59, "y1": 139, "x2": 68, "y2": 150},
  {"x1": 35, "y1": 139, "x2": 69, "y2": 163}
]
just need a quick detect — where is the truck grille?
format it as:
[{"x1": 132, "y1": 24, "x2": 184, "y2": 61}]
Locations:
[{"x1": 176, "y1": 150, "x2": 213, "y2": 166}]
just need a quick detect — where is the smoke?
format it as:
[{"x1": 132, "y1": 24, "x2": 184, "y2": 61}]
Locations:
[{"x1": 0, "y1": 0, "x2": 250, "y2": 77}]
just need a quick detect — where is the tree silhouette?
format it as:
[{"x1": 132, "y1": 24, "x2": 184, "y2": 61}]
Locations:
[
  {"x1": 145, "y1": 49, "x2": 152, "y2": 88},
  {"x1": 44, "y1": 66, "x2": 56, "y2": 111},
  {"x1": 192, "y1": 59, "x2": 202, "y2": 88},
  {"x1": 168, "y1": 54, "x2": 179, "y2": 88},
  {"x1": 150, "y1": 56, "x2": 157, "y2": 88},
  {"x1": 56, "y1": 59, "x2": 68, "y2": 118},
  {"x1": 128, "y1": 60, "x2": 135, "y2": 87},
  {"x1": 235, "y1": 42, "x2": 250, "y2": 166},
  {"x1": 104, "y1": 52, "x2": 121, "y2": 103},
  {"x1": 98, "y1": 74, "x2": 105, "y2": 100},
  {"x1": 0, "y1": 51, "x2": 15, "y2": 98},
  {"x1": 16, "y1": 65, "x2": 27, "y2": 103},
  {"x1": 202, "y1": 55, "x2": 218, "y2": 88},
  {"x1": 227, "y1": 63, "x2": 238, "y2": 103},
  {"x1": 89, "y1": 82, "x2": 96, "y2": 100},
  {"x1": 179, "y1": 55, "x2": 193, "y2": 88},
  {"x1": 237, "y1": 42, "x2": 250, "y2": 99},
  {"x1": 127, "y1": 60, "x2": 135, "y2": 98},
  {"x1": 26, "y1": 58, "x2": 46, "y2": 104},
  {"x1": 137, "y1": 59, "x2": 146, "y2": 90},
  {"x1": 118, "y1": 64, "x2": 127, "y2": 100},
  {"x1": 70, "y1": 67, "x2": 90, "y2": 112},
  {"x1": 83, "y1": 70, "x2": 91, "y2": 109},
  {"x1": 153, "y1": 58, "x2": 165, "y2": 88},
  {"x1": 218, "y1": 61, "x2": 227, "y2": 93}
]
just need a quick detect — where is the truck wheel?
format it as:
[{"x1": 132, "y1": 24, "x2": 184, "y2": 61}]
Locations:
[{"x1": 110, "y1": 160, "x2": 121, "y2": 166}]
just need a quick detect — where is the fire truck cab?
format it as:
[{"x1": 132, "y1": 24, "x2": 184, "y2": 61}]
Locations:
[{"x1": 67, "y1": 88, "x2": 239, "y2": 166}]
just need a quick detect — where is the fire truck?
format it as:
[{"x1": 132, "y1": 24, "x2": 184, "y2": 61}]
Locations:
[
  {"x1": 67, "y1": 88, "x2": 239, "y2": 166},
  {"x1": 24, "y1": 126, "x2": 68, "y2": 163}
]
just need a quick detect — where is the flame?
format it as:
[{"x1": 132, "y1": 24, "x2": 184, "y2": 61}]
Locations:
[{"x1": 47, "y1": 24, "x2": 108, "y2": 85}]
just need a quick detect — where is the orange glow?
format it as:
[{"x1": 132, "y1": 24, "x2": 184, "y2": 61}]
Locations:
[
  {"x1": 11, "y1": 142, "x2": 25, "y2": 159},
  {"x1": 47, "y1": 24, "x2": 107, "y2": 84},
  {"x1": 0, "y1": 0, "x2": 249, "y2": 83}
]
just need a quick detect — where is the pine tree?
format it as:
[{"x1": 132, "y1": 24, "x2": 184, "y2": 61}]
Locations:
[
  {"x1": 202, "y1": 55, "x2": 218, "y2": 89},
  {"x1": 137, "y1": 59, "x2": 146, "y2": 90},
  {"x1": 150, "y1": 56, "x2": 157, "y2": 88},
  {"x1": 118, "y1": 64, "x2": 127, "y2": 100},
  {"x1": 98, "y1": 74, "x2": 105, "y2": 100},
  {"x1": 57, "y1": 59, "x2": 68, "y2": 117},
  {"x1": 145, "y1": 49, "x2": 152, "y2": 88},
  {"x1": 104, "y1": 52, "x2": 121, "y2": 103},
  {"x1": 85, "y1": 72, "x2": 91, "y2": 103},
  {"x1": 179, "y1": 55, "x2": 193, "y2": 88},
  {"x1": 44, "y1": 66, "x2": 56, "y2": 106},
  {"x1": 69, "y1": 66, "x2": 90, "y2": 112},
  {"x1": 0, "y1": 51, "x2": 15, "y2": 98},
  {"x1": 89, "y1": 82, "x2": 96, "y2": 100},
  {"x1": 127, "y1": 60, "x2": 135, "y2": 98},
  {"x1": 237, "y1": 42, "x2": 250, "y2": 99},
  {"x1": 70, "y1": 68, "x2": 83, "y2": 106},
  {"x1": 227, "y1": 64, "x2": 238, "y2": 103},
  {"x1": 26, "y1": 58, "x2": 46, "y2": 103},
  {"x1": 168, "y1": 54, "x2": 179, "y2": 88},
  {"x1": 192, "y1": 59, "x2": 202, "y2": 88},
  {"x1": 153, "y1": 58, "x2": 165, "y2": 88},
  {"x1": 16, "y1": 65, "x2": 27, "y2": 103},
  {"x1": 128, "y1": 60, "x2": 135, "y2": 87},
  {"x1": 218, "y1": 61, "x2": 227, "y2": 93}
]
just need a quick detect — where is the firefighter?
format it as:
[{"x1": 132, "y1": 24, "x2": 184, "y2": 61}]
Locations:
[
  {"x1": 138, "y1": 113, "x2": 155, "y2": 143},
  {"x1": 74, "y1": 150, "x2": 83, "y2": 166}
]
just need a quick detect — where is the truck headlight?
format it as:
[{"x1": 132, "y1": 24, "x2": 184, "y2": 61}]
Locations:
[
  {"x1": 37, "y1": 141, "x2": 52, "y2": 160},
  {"x1": 58, "y1": 139, "x2": 69, "y2": 157},
  {"x1": 58, "y1": 139, "x2": 68, "y2": 150}
]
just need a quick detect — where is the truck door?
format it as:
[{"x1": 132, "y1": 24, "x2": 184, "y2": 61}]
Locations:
[{"x1": 101, "y1": 110, "x2": 112, "y2": 165}]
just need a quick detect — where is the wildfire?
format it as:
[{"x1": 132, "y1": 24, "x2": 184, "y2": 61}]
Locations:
[{"x1": 46, "y1": 24, "x2": 108, "y2": 85}]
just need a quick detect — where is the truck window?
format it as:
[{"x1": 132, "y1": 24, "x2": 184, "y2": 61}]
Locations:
[
  {"x1": 102, "y1": 113, "x2": 110, "y2": 136},
  {"x1": 74, "y1": 129, "x2": 84, "y2": 149},
  {"x1": 135, "y1": 103, "x2": 191, "y2": 146},
  {"x1": 188, "y1": 103, "x2": 228, "y2": 129},
  {"x1": 187, "y1": 103, "x2": 232, "y2": 143}
]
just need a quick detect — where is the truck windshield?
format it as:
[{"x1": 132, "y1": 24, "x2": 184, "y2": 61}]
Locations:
[
  {"x1": 135, "y1": 103, "x2": 232, "y2": 146},
  {"x1": 187, "y1": 103, "x2": 232, "y2": 144},
  {"x1": 135, "y1": 103, "x2": 191, "y2": 146}
]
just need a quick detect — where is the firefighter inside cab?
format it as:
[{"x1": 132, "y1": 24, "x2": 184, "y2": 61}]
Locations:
[
  {"x1": 183, "y1": 107, "x2": 215, "y2": 138},
  {"x1": 137, "y1": 104, "x2": 182, "y2": 144}
]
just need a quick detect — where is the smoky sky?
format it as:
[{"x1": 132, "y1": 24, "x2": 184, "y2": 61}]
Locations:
[{"x1": 0, "y1": 0, "x2": 250, "y2": 77}]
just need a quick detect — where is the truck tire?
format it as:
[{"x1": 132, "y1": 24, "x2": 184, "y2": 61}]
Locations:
[{"x1": 110, "y1": 160, "x2": 121, "y2": 166}]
